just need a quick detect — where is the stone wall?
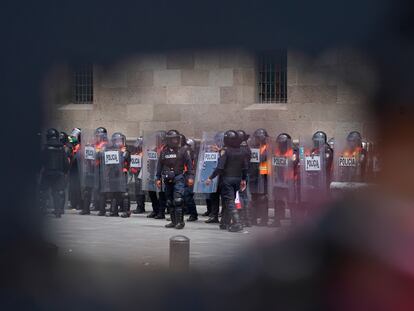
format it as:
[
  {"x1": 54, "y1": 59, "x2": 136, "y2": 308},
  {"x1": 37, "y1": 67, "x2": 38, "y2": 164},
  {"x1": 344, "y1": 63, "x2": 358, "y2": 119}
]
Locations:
[{"x1": 44, "y1": 48, "x2": 377, "y2": 141}]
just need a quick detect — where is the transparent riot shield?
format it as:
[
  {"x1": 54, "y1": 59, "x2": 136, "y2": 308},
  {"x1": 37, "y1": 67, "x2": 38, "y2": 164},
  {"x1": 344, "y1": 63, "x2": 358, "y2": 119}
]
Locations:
[
  {"x1": 193, "y1": 132, "x2": 224, "y2": 193},
  {"x1": 100, "y1": 144, "x2": 127, "y2": 193},
  {"x1": 247, "y1": 136, "x2": 267, "y2": 194},
  {"x1": 127, "y1": 141, "x2": 144, "y2": 196},
  {"x1": 299, "y1": 136, "x2": 328, "y2": 203},
  {"x1": 267, "y1": 136, "x2": 296, "y2": 208},
  {"x1": 141, "y1": 131, "x2": 163, "y2": 192},
  {"x1": 79, "y1": 129, "x2": 98, "y2": 191},
  {"x1": 333, "y1": 137, "x2": 366, "y2": 183}
]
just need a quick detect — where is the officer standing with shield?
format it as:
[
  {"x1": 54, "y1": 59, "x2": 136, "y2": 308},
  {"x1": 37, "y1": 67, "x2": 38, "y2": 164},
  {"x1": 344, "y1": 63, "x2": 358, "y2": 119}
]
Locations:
[
  {"x1": 182, "y1": 135, "x2": 198, "y2": 222},
  {"x1": 79, "y1": 129, "x2": 99, "y2": 215},
  {"x1": 206, "y1": 130, "x2": 248, "y2": 232},
  {"x1": 39, "y1": 128, "x2": 70, "y2": 217},
  {"x1": 236, "y1": 130, "x2": 252, "y2": 227},
  {"x1": 333, "y1": 131, "x2": 367, "y2": 183},
  {"x1": 68, "y1": 128, "x2": 82, "y2": 211},
  {"x1": 267, "y1": 133, "x2": 298, "y2": 227},
  {"x1": 142, "y1": 130, "x2": 166, "y2": 218},
  {"x1": 298, "y1": 132, "x2": 331, "y2": 217},
  {"x1": 59, "y1": 131, "x2": 72, "y2": 210},
  {"x1": 100, "y1": 132, "x2": 130, "y2": 217},
  {"x1": 156, "y1": 130, "x2": 194, "y2": 229},
  {"x1": 130, "y1": 136, "x2": 146, "y2": 214},
  {"x1": 248, "y1": 128, "x2": 269, "y2": 226},
  {"x1": 194, "y1": 131, "x2": 224, "y2": 223},
  {"x1": 93, "y1": 127, "x2": 109, "y2": 214}
]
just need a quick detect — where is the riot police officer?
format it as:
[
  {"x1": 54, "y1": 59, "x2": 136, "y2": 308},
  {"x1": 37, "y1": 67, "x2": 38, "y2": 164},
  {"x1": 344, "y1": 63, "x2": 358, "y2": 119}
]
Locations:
[
  {"x1": 60, "y1": 131, "x2": 72, "y2": 160},
  {"x1": 156, "y1": 130, "x2": 194, "y2": 229},
  {"x1": 332, "y1": 131, "x2": 369, "y2": 185},
  {"x1": 204, "y1": 131, "x2": 225, "y2": 224},
  {"x1": 236, "y1": 130, "x2": 252, "y2": 227},
  {"x1": 99, "y1": 132, "x2": 130, "y2": 217},
  {"x1": 59, "y1": 131, "x2": 72, "y2": 211},
  {"x1": 39, "y1": 128, "x2": 70, "y2": 217},
  {"x1": 347, "y1": 131, "x2": 367, "y2": 181},
  {"x1": 94, "y1": 127, "x2": 109, "y2": 215},
  {"x1": 68, "y1": 128, "x2": 83, "y2": 210},
  {"x1": 312, "y1": 131, "x2": 334, "y2": 186},
  {"x1": 145, "y1": 130, "x2": 167, "y2": 219},
  {"x1": 181, "y1": 135, "x2": 198, "y2": 222},
  {"x1": 298, "y1": 131, "x2": 332, "y2": 218},
  {"x1": 130, "y1": 136, "x2": 146, "y2": 214},
  {"x1": 206, "y1": 130, "x2": 248, "y2": 232},
  {"x1": 248, "y1": 128, "x2": 269, "y2": 226},
  {"x1": 268, "y1": 133, "x2": 299, "y2": 227}
]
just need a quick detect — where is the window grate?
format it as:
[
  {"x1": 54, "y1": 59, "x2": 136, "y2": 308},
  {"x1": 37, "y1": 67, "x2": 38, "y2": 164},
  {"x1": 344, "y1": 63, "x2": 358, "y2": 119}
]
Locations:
[
  {"x1": 72, "y1": 64, "x2": 93, "y2": 104},
  {"x1": 257, "y1": 50, "x2": 287, "y2": 103}
]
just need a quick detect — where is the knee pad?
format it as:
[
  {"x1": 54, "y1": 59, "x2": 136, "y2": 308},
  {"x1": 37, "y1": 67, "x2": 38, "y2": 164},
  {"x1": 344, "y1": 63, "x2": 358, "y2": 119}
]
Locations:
[
  {"x1": 166, "y1": 199, "x2": 174, "y2": 208},
  {"x1": 174, "y1": 197, "x2": 184, "y2": 207}
]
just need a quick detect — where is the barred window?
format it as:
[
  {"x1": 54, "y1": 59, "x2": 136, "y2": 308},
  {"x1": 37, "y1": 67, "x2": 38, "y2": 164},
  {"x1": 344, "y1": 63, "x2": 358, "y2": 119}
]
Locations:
[
  {"x1": 72, "y1": 64, "x2": 93, "y2": 104},
  {"x1": 257, "y1": 50, "x2": 287, "y2": 103}
]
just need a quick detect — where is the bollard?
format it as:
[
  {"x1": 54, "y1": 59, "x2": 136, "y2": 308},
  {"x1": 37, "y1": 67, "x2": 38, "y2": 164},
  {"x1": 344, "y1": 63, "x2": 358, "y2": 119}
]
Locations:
[{"x1": 169, "y1": 235, "x2": 190, "y2": 272}]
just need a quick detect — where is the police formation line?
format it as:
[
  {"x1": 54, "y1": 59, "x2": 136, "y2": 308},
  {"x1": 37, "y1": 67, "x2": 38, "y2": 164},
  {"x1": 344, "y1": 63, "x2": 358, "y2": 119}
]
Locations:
[{"x1": 39, "y1": 127, "x2": 380, "y2": 232}]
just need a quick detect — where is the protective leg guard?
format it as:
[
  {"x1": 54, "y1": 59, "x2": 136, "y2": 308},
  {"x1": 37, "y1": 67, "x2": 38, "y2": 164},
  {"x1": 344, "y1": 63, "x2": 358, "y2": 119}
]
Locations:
[
  {"x1": 80, "y1": 189, "x2": 91, "y2": 215},
  {"x1": 54, "y1": 190, "x2": 65, "y2": 218},
  {"x1": 175, "y1": 208, "x2": 185, "y2": 229},
  {"x1": 165, "y1": 209, "x2": 176, "y2": 228},
  {"x1": 228, "y1": 208, "x2": 243, "y2": 232},
  {"x1": 219, "y1": 208, "x2": 230, "y2": 230},
  {"x1": 109, "y1": 196, "x2": 119, "y2": 216},
  {"x1": 174, "y1": 197, "x2": 185, "y2": 229},
  {"x1": 120, "y1": 193, "x2": 130, "y2": 218},
  {"x1": 133, "y1": 194, "x2": 146, "y2": 213}
]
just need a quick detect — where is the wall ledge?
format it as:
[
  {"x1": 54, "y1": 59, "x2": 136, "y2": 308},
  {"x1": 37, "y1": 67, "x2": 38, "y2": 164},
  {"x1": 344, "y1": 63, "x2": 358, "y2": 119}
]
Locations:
[
  {"x1": 57, "y1": 103, "x2": 94, "y2": 111},
  {"x1": 243, "y1": 103, "x2": 288, "y2": 111}
]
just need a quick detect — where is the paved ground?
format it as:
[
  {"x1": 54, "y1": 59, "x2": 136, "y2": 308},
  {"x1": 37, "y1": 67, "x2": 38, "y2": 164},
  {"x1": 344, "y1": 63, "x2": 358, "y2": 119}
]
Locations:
[{"x1": 45, "y1": 205, "x2": 281, "y2": 271}]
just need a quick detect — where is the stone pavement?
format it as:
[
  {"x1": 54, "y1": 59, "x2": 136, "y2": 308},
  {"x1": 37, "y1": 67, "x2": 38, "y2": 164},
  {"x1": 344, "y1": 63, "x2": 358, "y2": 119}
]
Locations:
[{"x1": 45, "y1": 205, "x2": 281, "y2": 271}]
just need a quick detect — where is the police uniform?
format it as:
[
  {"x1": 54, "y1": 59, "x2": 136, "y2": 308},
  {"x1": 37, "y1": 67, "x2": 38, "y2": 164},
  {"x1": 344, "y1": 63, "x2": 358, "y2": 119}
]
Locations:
[
  {"x1": 68, "y1": 128, "x2": 83, "y2": 211},
  {"x1": 39, "y1": 129, "x2": 70, "y2": 217},
  {"x1": 156, "y1": 132, "x2": 194, "y2": 229},
  {"x1": 209, "y1": 130, "x2": 248, "y2": 232},
  {"x1": 130, "y1": 138, "x2": 146, "y2": 214}
]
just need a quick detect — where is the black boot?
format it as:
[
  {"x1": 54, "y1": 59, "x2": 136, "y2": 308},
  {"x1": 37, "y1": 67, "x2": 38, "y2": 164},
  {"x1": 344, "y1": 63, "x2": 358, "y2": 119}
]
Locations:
[
  {"x1": 228, "y1": 209, "x2": 243, "y2": 232},
  {"x1": 205, "y1": 216, "x2": 219, "y2": 223},
  {"x1": 187, "y1": 215, "x2": 198, "y2": 222},
  {"x1": 109, "y1": 198, "x2": 119, "y2": 217},
  {"x1": 133, "y1": 201, "x2": 145, "y2": 214},
  {"x1": 202, "y1": 211, "x2": 210, "y2": 217},
  {"x1": 175, "y1": 208, "x2": 185, "y2": 229},
  {"x1": 165, "y1": 209, "x2": 176, "y2": 228},
  {"x1": 80, "y1": 196, "x2": 91, "y2": 215},
  {"x1": 154, "y1": 211, "x2": 165, "y2": 219},
  {"x1": 147, "y1": 211, "x2": 157, "y2": 218},
  {"x1": 97, "y1": 195, "x2": 107, "y2": 216},
  {"x1": 120, "y1": 196, "x2": 130, "y2": 218}
]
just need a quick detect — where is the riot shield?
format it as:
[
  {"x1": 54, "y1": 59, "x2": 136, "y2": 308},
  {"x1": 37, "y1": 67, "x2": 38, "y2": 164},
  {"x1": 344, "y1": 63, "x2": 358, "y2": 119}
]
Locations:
[
  {"x1": 100, "y1": 144, "x2": 127, "y2": 193},
  {"x1": 298, "y1": 136, "x2": 328, "y2": 203},
  {"x1": 127, "y1": 141, "x2": 144, "y2": 196},
  {"x1": 79, "y1": 129, "x2": 98, "y2": 190},
  {"x1": 247, "y1": 136, "x2": 267, "y2": 194},
  {"x1": 193, "y1": 132, "x2": 223, "y2": 193},
  {"x1": 333, "y1": 137, "x2": 366, "y2": 183},
  {"x1": 267, "y1": 136, "x2": 296, "y2": 208},
  {"x1": 141, "y1": 131, "x2": 164, "y2": 192}
]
